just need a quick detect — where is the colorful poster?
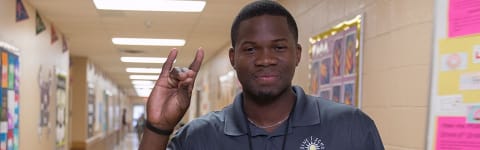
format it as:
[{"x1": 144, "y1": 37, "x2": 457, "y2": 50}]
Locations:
[
  {"x1": 436, "y1": 117, "x2": 480, "y2": 149},
  {"x1": 448, "y1": 0, "x2": 480, "y2": 38},
  {"x1": 309, "y1": 15, "x2": 362, "y2": 107},
  {"x1": 35, "y1": 10, "x2": 46, "y2": 35},
  {"x1": 15, "y1": 0, "x2": 29, "y2": 22},
  {"x1": 0, "y1": 43, "x2": 20, "y2": 150},
  {"x1": 437, "y1": 37, "x2": 480, "y2": 103},
  {"x1": 56, "y1": 75, "x2": 66, "y2": 150},
  {"x1": 429, "y1": 34, "x2": 480, "y2": 149}
]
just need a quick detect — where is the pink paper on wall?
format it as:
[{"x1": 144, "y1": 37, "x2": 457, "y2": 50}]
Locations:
[
  {"x1": 436, "y1": 117, "x2": 480, "y2": 150},
  {"x1": 448, "y1": 0, "x2": 480, "y2": 38}
]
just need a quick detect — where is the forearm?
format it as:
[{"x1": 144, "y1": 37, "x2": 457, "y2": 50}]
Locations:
[{"x1": 139, "y1": 128, "x2": 171, "y2": 150}]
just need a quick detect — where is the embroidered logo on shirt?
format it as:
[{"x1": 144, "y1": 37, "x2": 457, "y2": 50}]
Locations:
[{"x1": 300, "y1": 136, "x2": 325, "y2": 150}]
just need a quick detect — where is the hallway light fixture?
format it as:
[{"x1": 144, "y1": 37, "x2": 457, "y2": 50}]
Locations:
[
  {"x1": 135, "y1": 88, "x2": 152, "y2": 97},
  {"x1": 112, "y1": 38, "x2": 185, "y2": 46},
  {"x1": 134, "y1": 85, "x2": 154, "y2": 89},
  {"x1": 121, "y1": 57, "x2": 168, "y2": 63},
  {"x1": 132, "y1": 80, "x2": 155, "y2": 85},
  {"x1": 93, "y1": 0, "x2": 206, "y2": 12},
  {"x1": 126, "y1": 68, "x2": 162, "y2": 73},
  {"x1": 130, "y1": 75, "x2": 159, "y2": 80}
]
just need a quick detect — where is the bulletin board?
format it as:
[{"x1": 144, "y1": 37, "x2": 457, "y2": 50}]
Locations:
[
  {"x1": 309, "y1": 15, "x2": 363, "y2": 107},
  {"x1": 0, "y1": 41, "x2": 20, "y2": 150},
  {"x1": 87, "y1": 84, "x2": 95, "y2": 138},
  {"x1": 427, "y1": 0, "x2": 480, "y2": 149}
]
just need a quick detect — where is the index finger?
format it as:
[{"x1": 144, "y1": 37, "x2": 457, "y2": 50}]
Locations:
[
  {"x1": 188, "y1": 48, "x2": 204, "y2": 72},
  {"x1": 159, "y1": 48, "x2": 178, "y2": 77}
]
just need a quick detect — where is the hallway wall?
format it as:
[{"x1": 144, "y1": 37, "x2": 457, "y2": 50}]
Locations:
[
  {"x1": 280, "y1": 0, "x2": 433, "y2": 149},
  {"x1": 70, "y1": 56, "x2": 129, "y2": 150},
  {"x1": 0, "y1": 0, "x2": 70, "y2": 150}
]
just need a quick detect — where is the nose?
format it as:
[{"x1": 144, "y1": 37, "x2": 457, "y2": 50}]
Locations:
[{"x1": 254, "y1": 48, "x2": 278, "y2": 66}]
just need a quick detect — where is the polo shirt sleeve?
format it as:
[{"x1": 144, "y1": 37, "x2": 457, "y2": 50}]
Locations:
[
  {"x1": 351, "y1": 109, "x2": 384, "y2": 150},
  {"x1": 167, "y1": 129, "x2": 184, "y2": 150},
  {"x1": 167, "y1": 119, "x2": 216, "y2": 150}
]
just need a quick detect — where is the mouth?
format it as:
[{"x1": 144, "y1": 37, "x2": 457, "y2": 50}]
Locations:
[{"x1": 255, "y1": 73, "x2": 279, "y2": 83}]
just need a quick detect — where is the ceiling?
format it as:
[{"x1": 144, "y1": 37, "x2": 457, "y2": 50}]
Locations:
[{"x1": 26, "y1": 0, "x2": 253, "y2": 97}]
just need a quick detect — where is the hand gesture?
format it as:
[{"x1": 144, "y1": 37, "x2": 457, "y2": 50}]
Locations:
[{"x1": 146, "y1": 48, "x2": 204, "y2": 130}]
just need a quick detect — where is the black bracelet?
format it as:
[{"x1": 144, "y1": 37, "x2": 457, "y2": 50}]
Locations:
[{"x1": 145, "y1": 121, "x2": 173, "y2": 136}]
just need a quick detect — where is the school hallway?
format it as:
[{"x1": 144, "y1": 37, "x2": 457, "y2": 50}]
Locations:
[
  {"x1": 114, "y1": 133, "x2": 139, "y2": 150},
  {"x1": 1, "y1": 0, "x2": 477, "y2": 149}
]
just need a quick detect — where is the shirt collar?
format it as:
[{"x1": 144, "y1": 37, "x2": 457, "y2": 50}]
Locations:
[
  {"x1": 223, "y1": 86, "x2": 321, "y2": 136},
  {"x1": 223, "y1": 93, "x2": 247, "y2": 136}
]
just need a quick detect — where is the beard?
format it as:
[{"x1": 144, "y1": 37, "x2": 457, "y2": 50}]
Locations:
[{"x1": 241, "y1": 84, "x2": 291, "y2": 105}]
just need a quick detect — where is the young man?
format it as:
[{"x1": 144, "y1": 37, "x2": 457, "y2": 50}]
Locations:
[{"x1": 140, "y1": 1, "x2": 384, "y2": 150}]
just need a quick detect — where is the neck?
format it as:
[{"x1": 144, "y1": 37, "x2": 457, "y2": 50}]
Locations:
[{"x1": 243, "y1": 88, "x2": 296, "y2": 132}]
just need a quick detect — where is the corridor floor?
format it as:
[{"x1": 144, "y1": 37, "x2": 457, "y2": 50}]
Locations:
[{"x1": 114, "y1": 133, "x2": 140, "y2": 150}]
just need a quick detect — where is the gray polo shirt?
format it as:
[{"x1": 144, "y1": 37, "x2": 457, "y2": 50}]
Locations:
[{"x1": 168, "y1": 86, "x2": 384, "y2": 150}]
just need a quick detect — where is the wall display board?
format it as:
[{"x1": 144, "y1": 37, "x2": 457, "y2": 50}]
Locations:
[
  {"x1": 0, "y1": 42, "x2": 20, "y2": 150},
  {"x1": 87, "y1": 84, "x2": 95, "y2": 138},
  {"x1": 427, "y1": 0, "x2": 480, "y2": 149},
  {"x1": 55, "y1": 74, "x2": 66, "y2": 150},
  {"x1": 309, "y1": 15, "x2": 363, "y2": 107}
]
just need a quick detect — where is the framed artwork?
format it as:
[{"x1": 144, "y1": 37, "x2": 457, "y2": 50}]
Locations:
[{"x1": 309, "y1": 15, "x2": 363, "y2": 107}]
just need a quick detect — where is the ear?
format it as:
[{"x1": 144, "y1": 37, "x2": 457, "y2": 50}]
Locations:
[
  {"x1": 295, "y1": 44, "x2": 302, "y2": 66},
  {"x1": 229, "y1": 47, "x2": 235, "y2": 68}
]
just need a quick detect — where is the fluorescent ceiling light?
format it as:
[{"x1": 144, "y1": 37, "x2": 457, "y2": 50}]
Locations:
[
  {"x1": 130, "y1": 75, "x2": 159, "y2": 80},
  {"x1": 126, "y1": 68, "x2": 162, "y2": 73},
  {"x1": 132, "y1": 80, "x2": 155, "y2": 85},
  {"x1": 134, "y1": 85, "x2": 154, "y2": 89},
  {"x1": 93, "y1": 0, "x2": 206, "y2": 12},
  {"x1": 135, "y1": 88, "x2": 152, "y2": 97},
  {"x1": 112, "y1": 38, "x2": 185, "y2": 46},
  {"x1": 121, "y1": 57, "x2": 168, "y2": 63}
]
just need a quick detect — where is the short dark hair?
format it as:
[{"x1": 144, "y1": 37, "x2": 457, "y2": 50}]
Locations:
[{"x1": 230, "y1": 0, "x2": 298, "y2": 48}]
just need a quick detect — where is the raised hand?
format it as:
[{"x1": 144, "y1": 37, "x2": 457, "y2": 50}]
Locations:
[{"x1": 146, "y1": 48, "x2": 204, "y2": 130}]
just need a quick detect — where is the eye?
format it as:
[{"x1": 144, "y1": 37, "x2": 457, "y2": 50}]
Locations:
[
  {"x1": 244, "y1": 47, "x2": 256, "y2": 54},
  {"x1": 274, "y1": 46, "x2": 287, "y2": 51}
]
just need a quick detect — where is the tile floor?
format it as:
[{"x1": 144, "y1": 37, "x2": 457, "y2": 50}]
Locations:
[{"x1": 114, "y1": 133, "x2": 140, "y2": 150}]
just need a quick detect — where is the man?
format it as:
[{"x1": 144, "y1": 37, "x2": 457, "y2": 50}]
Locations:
[
  {"x1": 135, "y1": 113, "x2": 146, "y2": 141},
  {"x1": 140, "y1": 1, "x2": 384, "y2": 150}
]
